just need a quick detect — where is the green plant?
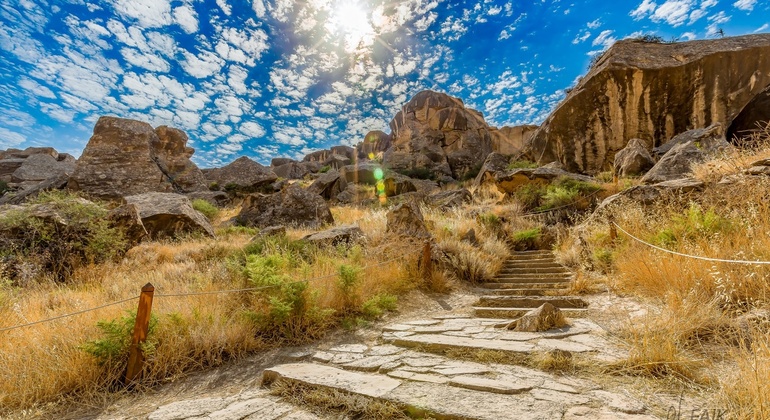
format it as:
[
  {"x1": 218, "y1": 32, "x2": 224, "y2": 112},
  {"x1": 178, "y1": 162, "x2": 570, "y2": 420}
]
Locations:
[
  {"x1": 223, "y1": 182, "x2": 239, "y2": 192},
  {"x1": 592, "y1": 248, "x2": 614, "y2": 273},
  {"x1": 651, "y1": 203, "x2": 733, "y2": 247},
  {"x1": 510, "y1": 228, "x2": 541, "y2": 251},
  {"x1": 319, "y1": 165, "x2": 331, "y2": 173},
  {"x1": 0, "y1": 180, "x2": 9, "y2": 195},
  {"x1": 361, "y1": 294, "x2": 397, "y2": 318},
  {"x1": 337, "y1": 264, "x2": 361, "y2": 312},
  {"x1": 477, "y1": 213, "x2": 501, "y2": 229},
  {"x1": 514, "y1": 184, "x2": 547, "y2": 209},
  {"x1": 508, "y1": 160, "x2": 538, "y2": 170},
  {"x1": 538, "y1": 177, "x2": 602, "y2": 211},
  {"x1": 191, "y1": 199, "x2": 219, "y2": 220},
  {"x1": 208, "y1": 182, "x2": 220, "y2": 191},
  {"x1": 82, "y1": 310, "x2": 158, "y2": 367}
]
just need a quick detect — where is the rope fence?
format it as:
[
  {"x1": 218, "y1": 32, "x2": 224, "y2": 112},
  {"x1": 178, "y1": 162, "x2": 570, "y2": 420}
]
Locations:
[{"x1": 611, "y1": 221, "x2": 770, "y2": 265}]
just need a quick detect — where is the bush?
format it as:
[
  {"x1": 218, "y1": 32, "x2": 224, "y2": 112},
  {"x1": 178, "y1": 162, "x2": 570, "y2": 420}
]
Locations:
[
  {"x1": 508, "y1": 160, "x2": 538, "y2": 170},
  {"x1": 514, "y1": 184, "x2": 547, "y2": 209},
  {"x1": 319, "y1": 165, "x2": 331, "y2": 173},
  {"x1": 82, "y1": 310, "x2": 158, "y2": 369},
  {"x1": 361, "y1": 294, "x2": 397, "y2": 318},
  {"x1": 0, "y1": 180, "x2": 9, "y2": 195},
  {"x1": 477, "y1": 213, "x2": 502, "y2": 230},
  {"x1": 510, "y1": 228, "x2": 541, "y2": 251},
  {"x1": 538, "y1": 177, "x2": 602, "y2": 211},
  {"x1": 651, "y1": 203, "x2": 732, "y2": 247},
  {"x1": 0, "y1": 191, "x2": 128, "y2": 281},
  {"x1": 337, "y1": 264, "x2": 362, "y2": 313},
  {"x1": 191, "y1": 199, "x2": 219, "y2": 221}
]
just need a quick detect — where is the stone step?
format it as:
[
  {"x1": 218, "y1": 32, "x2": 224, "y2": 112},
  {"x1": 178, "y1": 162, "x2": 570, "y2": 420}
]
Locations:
[
  {"x1": 490, "y1": 276, "x2": 573, "y2": 284},
  {"x1": 502, "y1": 262, "x2": 566, "y2": 269},
  {"x1": 482, "y1": 288, "x2": 570, "y2": 296},
  {"x1": 504, "y1": 257, "x2": 557, "y2": 264},
  {"x1": 509, "y1": 250, "x2": 555, "y2": 256},
  {"x1": 498, "y1": 267, "x2": 571, "y2": 275},
  {"x1": 479, "y1": 281, "x2": 569, "y2": 289},
  {"x1": 262, "y1": 363, "x2": 586, "y2": 420},
  {"x1": 476, "y1": 296, "x2": 588, "y2": 309},
  {"x1": 473, "y1": 307, "x2": 589, "y2": 319}
]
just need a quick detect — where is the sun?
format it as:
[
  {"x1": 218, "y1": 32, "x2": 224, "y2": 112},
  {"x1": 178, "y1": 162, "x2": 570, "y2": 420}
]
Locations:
[{"x1": 328, "y1": 1, "x2": 376, "y2": 52}]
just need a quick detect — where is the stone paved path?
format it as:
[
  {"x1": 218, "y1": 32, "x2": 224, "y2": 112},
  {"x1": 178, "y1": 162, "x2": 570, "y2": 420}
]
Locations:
[{"x1": 139, "y1": 251, "x2": 661, "y2": 419}]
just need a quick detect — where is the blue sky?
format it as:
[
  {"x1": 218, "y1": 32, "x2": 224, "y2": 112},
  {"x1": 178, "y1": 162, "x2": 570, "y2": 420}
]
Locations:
[{"x1": 0, "y1": 0, "x2": 768, "y2": 167}]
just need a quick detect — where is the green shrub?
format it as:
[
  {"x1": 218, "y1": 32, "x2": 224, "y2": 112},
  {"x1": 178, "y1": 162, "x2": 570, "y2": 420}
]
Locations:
[
  {"x1": 208, "y1": 182, "x2": 220, "y2": 191},
  {"x1": 0, "y1": 191, "x2": 128, "y2": 280},
  {"x1": 83, "y1": 310, "x2": 158, "y2": 367},
  {"x1": 0, "y1": 180, "x2": 9, "y2": 195},
  {"x1": 652, "y1": 203, "x2": 733, "y2": 247},
  {"x1": 191, "y1": 199, "x2": 219, "y2": 220},
  {"x1": 537, "y1": 177, "x2": 602, "y2": 211},
  {"x1": 337, "y1": 264, "x2": 362, "y2": 312},
  {"x1": 477, "y1": 213, "x2": 502, "y2": 230},
  {"x1": 510, "y1": 228, "x2": 541, "y2": 251},
  {"x1": 361, "y1": 294, "x2": 397, "y2": 318},
  {"x1": 514, "y1": 184, "x2": 547, "y2": 209},
  {"x1": 592, "y1": 248, "x2": 615, "y2": 273},
  {"x1": 508, "y1": 160, "x2": 538, "y2": 170},
  {"x1": 319, "y1": 165, "x2": 331, "y2": 173}
]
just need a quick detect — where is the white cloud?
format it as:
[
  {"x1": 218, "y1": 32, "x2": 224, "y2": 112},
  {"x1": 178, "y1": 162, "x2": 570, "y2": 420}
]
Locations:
[
  {"x1": 439, "y1": 16, "x2": 468, "y2": 42},
  {"x1": 216, "y1": 0, "x2": 232, "y2": 16},
  {"x1": 0, "y1": 127, "x2": 26, "y2": 148},
  {"x1": 181, "y1": 50, "x2": 224, "y2": 78},
  {"x1": 19, "y1": 78, "x2": 57, "y2": 99},
  {"x1": 587, "y1": 19, "x2": 602, "y2": 29},
  {"x1": 499, "y1": 29, "x2": 511, "y2": 40},
  {"x1": 252, "y1": 0, "x2": 266, "y2": 18},
  {"x1": 113, "y1": 0, "x2": 173, "y2": 28},
  {"x1": 393, "y1": 55, "x2": 417, "y2": 76},
  {"x1": 755, "y1": 23, "x2": 769, "y2": 32},
  {"x1": 240, "y1": 121, "x2": 266, "y2": 138},
  {"x1": 173, "y1": 4, "x2": 198, "y2": 34},
  {"x1": 214, "y1": 25, "x2": 269, "y2": 66},
  {"x1": 630, "y1": 0, "x2": 657, "y2": 19},
  {"x1": 681, "y1": 31, "x2": 697, "y2": 40},
  {"x1": 592, "y1": 30, "x2": 617, "y2": 49},
  {"x1": 651, "y1": 1, "x2": 693, "y2": 26},
  {"x1": 573, "y1": 30, "x2": 592, "y2": 44},
  {"x1": 120, "y1": 47, "x2": 170, "y2": 72},
  {"x1": 734, "y1": 0, "x2": 758, "y2": 11}
]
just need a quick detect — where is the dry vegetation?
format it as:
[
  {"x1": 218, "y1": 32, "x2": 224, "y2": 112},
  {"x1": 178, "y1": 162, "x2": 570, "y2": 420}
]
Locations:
[
  {"x1": 561, "y1": 130, "x2": 770, "y2": 419},
  {"x1": 0, "y1": 184, "x2": 517, "y2": 416}
]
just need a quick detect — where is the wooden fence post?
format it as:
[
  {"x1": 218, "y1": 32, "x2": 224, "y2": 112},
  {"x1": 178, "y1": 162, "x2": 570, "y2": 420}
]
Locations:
[
  {"x1": 421, "y1": 241, "x2": 432, "y2": 281},
  {"x1": 608, "y1": 214, "x2": 618, "y2": 242},
  {"x1": 125, "y1": 282, "x2": 154, "y2": 385}
]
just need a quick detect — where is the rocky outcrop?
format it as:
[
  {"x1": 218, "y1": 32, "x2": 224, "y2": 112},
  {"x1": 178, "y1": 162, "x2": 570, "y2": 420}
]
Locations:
[
  {"x1": 0, "y1": 173, "x2": 69, "y2": 205},
  {"x1": 728, "y1": 83, "x2": 770, "y2": 141},
  {"x1": 273, "y1": 162, "x2": 309, "y2": 180},
  {"x1": 123, "y1": 192, "x2": 215, "y2": 238},
  {"x1": 68, "y1": 117, "x2": 207, "y2": 199},
  {"x1": 1, "y1": 147, "x2": 75, "y2": 185},
  {"x1": 271, "y1": 157, "x2": 295, "y2": 167},
  {"x1": 640, "y1": 142, "x2": 705, "y2": 184},
  {"x1": 489, "y1": 125, "x2": 538, "y2": 155},
  {"x1": 340, "y1": 162, "x2": 383, "y2": 185},
  {"x1": 336, "y1": 184, "x2": 373, "y2": 205},
  {"x1": 652, "y1": 123, "x2": 728, "y2": 157},
  {"x1": 495, "y1": 165, "x2": 597, "y2": 195},
  {"x1": 525, "y1": 34, "x2": 770, "y2": 173},
  {"x1": 613, "y1": 138, "x2": 655, "y2": 177},
  {"x1": 474, "y1": 152, "x2": 510, "y2": 185},
  {"x1": 202, "y1": 156, "x2": 277, "y2": 192},
  {"x1": 509, "y1": 303, "x2": 566, "y2": 332},
  {"x1": 384, "y1": 90, "x2": 494, "y2": 180},
  {"x1": 236, "y1": 184, "x2": 334, "y2": 228},
  {"x1": 425, "y1": 188, "x2": 472, "y2": 210},
  {"x1": 356, "y1": 131, "x2": 391, "y2": 159},
  {"x1": 307, "y1": 170, "x2": 348, "y2": 201},
  {"x1": 301, "y1": 225, "x2": 364, "y2": 247},
  {"x1": 386, "y1": 202, "x2": 430, "y2": 238}
]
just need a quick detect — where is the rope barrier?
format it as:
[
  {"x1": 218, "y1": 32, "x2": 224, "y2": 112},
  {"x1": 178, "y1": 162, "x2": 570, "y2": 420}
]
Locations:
[
  {"x1": 612, "y1": 222, "x2": 770, "y2": 265},
  {"x1": 0, "y1": 295, "x2": 138, "y2": 333},
  {"x1": 0, "y1": 254, "x2": 410, "y2": 331}
]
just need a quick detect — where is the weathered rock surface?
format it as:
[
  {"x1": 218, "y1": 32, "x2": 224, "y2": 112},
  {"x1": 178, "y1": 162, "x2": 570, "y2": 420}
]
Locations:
[
  {"x1": 598, "y1": 177, "x2": 704, "y2": 209},
  {"x1": 273, "y1": 161, "x2": 309, "y2": 180},
  {"x1": 728, "y1": 83, "x2": 770, "y2": 141},
  {"x1": 340, "y1": 162, "x2": 383, "y2": 185},
  {"x1": 425, "y1": 188, "x2": 472, "y2": 210},
  {"x1": 384, "y1": 90, "x2": 494, "y2": 180},
  {"x1": 236, "y1": 184, "x2": 334, "y2": 228},
  {"x1": 640, "y1": 141, "x2": 704, "y2": 184},
  {"x1": 107, "y1": 203, "x2": 148, "y2": 245},
  {"x1": 386, "y1": 202, "x2": 430, "y2": 238},
  {"x1": 525, "y1": 34, "x2": 770, "y2": 173},
  {"x1": 11, "y1": 153, "x2": 76, "y2": 183},
  {"x1": 301, "y1": 224, "x2": 364, "y2": 246},
  {"x1": 511, "y1": 303, "x2": 567, "y2": 332},
  {"x1": 356, "y1": 130, "x2": 391, "y2": 159},
  {"x1": 123, "y1": 192, "x2": 215, "y2": 238},
  {"x1": 495, "y1": 165, "x2": 596, "y2": 195},
  {"x1": 68, "y1": 117, "x2": 207, "y2": 199},
  {"x1": 202, "y1": 156, "x2": 277, "y2": 192},
  {"x1": 489, "y1": 125, "x2": 538, "y2": 155},
  {"x1": 652, "y1": 123, "x2": 729, "y2": 157},
  {"x1": 271, "y1": 157, "x2": 295, "y2": 167},
  {"x1": 307, "y1": 170, "x2": 348, "y2": 201},
  {"x1": 336, "y1": 184, "x2": 373, "y2": 205},
  {"x1": 474, "y1": 152, "x2": 511, "y2": 185},
  {"x1": 0, "y1": 174, "x2": 69, "y2": 205},
  {"x1": 613, "y1": 138, "x2": 654, "y2": 177}
]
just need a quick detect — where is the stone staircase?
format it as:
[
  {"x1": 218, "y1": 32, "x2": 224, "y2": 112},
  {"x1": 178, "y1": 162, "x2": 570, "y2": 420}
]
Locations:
[
  {"x1": 473, "y1": 250, "x2": 589, "y2": 319},
  {"x1": 144, "y1": 250, "x2": 653, "y2": 420}
]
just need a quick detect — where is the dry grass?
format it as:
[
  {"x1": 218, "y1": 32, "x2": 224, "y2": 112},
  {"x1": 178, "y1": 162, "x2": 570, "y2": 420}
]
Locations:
[
  {"x1": 692, "y1": 124, "x2": 770, "y2": 183},
  {"x1": 0, "y1": 204, "x2": 419, "y2": 415}
]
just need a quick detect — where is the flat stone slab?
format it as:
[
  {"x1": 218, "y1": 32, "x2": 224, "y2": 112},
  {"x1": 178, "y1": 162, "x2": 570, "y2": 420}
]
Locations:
[
  {"x1": 147, "y1": 393, "x2": 309, "y2": 420},
  {"x1": 449, "y1": 376, "x2": 540, "y2": 394},
  {"x1": 343, "y1": 354, "x2": 402, "y2": 372},
  {"x1": 329, "y1": 344, "x2": 368, "y2": 353},
  {"x1": 536, "y1": 339, "x2": 596, "y2": 353},
  {"x1": 403, "y1": 319, "x2": 442, "y2": 326},
  {"x1": 390, "y1": 333, "x2": 535, "y2": 354},
  {"x1": 388, "y1": 369, "x2": 449, "y2": 384},
  {"x1": 263, "y1": 363, "x2": 401, "y2": 398}
]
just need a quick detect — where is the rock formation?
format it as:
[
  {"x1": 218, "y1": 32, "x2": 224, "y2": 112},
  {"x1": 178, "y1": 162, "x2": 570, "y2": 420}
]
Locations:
[
  {"x1": 0, "y1": 147, "x2": 75, "y2": 185},
  {"x1": 122, "y1": 192, "x2": 215, "y2": 238},
  {"x1": 489, "y1": 125, "x2": 538, "y2": 155},
  {"x1": 524, "y1": 34, "x2": 770, "y2": 174},
  {"x1": 202, "y1": 156, "x2": 277, "y2": 192},
  {"x1": 640, "y1": 142, "x2": 705, "y2": 184},
  {"x1": 386, "y1": 202, "x2": 430, "y2": 238},
  {"x1": 307, "y1": 170, "x2": 348, "y2": 201},
  {"x1": 68, "y1": 117, "x2": 207, "y2": 199},
  {"x1": 301, "y1": 225, "x2": 364, "y2": 247},
  {"x1": 384, "y1": 90, "x2": 493, "y2": 180},
  {"x1": 613, "y1": 138, "x2": 655, "y2": 177},
  {"x1": 236, "y1": 184, "x2": 334, "y2": 228}
]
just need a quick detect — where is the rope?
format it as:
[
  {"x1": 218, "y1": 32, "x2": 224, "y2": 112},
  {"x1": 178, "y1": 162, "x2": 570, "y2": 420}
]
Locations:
[
  {"x1": 613, "y1": 222, "x2": 770, "y2": 265},
  {"x1": 0, "y1": 254, "x2": 410, "y2": 331},
  {"x1": 0, "y1": 295, "x2": 138, "y2": 333},
  {"x1": 521, "y1": 188, "x2": 604, "y2": 217}
]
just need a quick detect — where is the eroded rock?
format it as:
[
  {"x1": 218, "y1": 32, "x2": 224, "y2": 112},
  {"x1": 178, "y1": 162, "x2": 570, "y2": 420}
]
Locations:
[
  {"x1": 123, "y1": 192, "x2": 215, "y2": 238},
  {"x1": 236, "y1": 184, "x2": 334, "y2": 228}
]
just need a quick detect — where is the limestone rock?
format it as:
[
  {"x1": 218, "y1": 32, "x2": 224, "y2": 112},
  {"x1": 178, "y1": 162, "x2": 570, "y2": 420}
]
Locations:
[
  {"x1": 511, "y1": 303, "x2": 566, "y2": 332},
  {"x1": 185, "y1": 190, "x2": 230, "y2": 206},
  {"x1": 123, "y1": 192, "x2": 215, "y2": 238},
  {"x1": 383, "y1": 173, "x2": 417, "y2": 197},
  {"x1": 4, "y1": 147, "x2": 59, "y2": 159},
  {"x1": 273, "y1": 162, "x2": 309, "y2": 180},
  {"x1": 384, "y1": 90, "x2": 494, "y2": 180},
  {"x1": 728, "y1": 83, "x2": 770, "y2": 141},
  {"x1": 641, "y1": 141, "x2": 704, "y2": 184},
  {"x1": 236, "y1": 184, "x2": 334, "y2": 228},
  {"x1": 307, "y1": 170, "x2": 348, "y2": 201},
  {"x1": 474, "y1": 152, "x2": 510, "y2": 185},
  {"x1": 525, "y1": 34, "x2": 770, "y2": 173},
  {"x1": 597, "y1": 177, "x2": 704, "y2": 210},
  {"x1": 68, "y1": 117, "x2": 207, "y2": 199},
  {"x1": 613, "y1": 138, "x2": 654, "y2": 177},
  {"x1": 322, "y1": 154, "x2": 352, "y2": 170},
  {"x1": 202, "y1": 156, "x2": 277, "y2": 192},
  {"x1": 11, "y1": 153, "x2": 76, "y2": 183},
  {"x1": 0, "y1": 158, "x2": 24, "y2": 181},
  {"x1": 386, "y1": 202, "x2": 430, "y2": 238},
  {"x1": 652, "y1": 123, "x2": 729, "y2": 157},
  {"x1": 301, "y1": 224, "x2": 364, "y2": 247},
  {"x1": 301, "y1": 161, "x2": 322, "y2": 173}
]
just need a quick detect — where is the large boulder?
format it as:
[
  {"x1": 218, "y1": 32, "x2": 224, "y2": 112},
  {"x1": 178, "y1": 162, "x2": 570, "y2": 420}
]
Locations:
[
  {"x1": 383, "y1": 90, "x2": 494, "y2": 180},
  {"x1": 340, "y1": 162, "x2": 384, "y2": 185},
  {"x1": 0, "y1": 174, "x2": 69, "y2": 205},
  {"x1": 336, "y1": 184, "x2": 373, "y2": 205},
  {"x1": 524, "y1": 34, "x2": 770, "y2": 173},
  {"x1": 652, "y1": 123, "x2": 729, "y2": 157},
  {"x1": 236, "y1": 184, "x2": 334, "y2": 228},
  {"x1": 356, "y1": 130, "x2": 391, "y2": 160},
  {"x1": 273, "y1": 161, "x2": 309, "y2": 180},
  {"x1": 640, "y1": 142, "x2": 705, "y2": 184},
  {"x1": 301, "y1": 224, "x2": 364, "y2": 247},
  {"x1": 271, "y1": 157, "x2": 295, "y2": 167},
  {"x1": 307, "y1": 170, "x2": 348, "y2": 201},
  {"x1": 123, "y1": 192, "x2": 215, "y2": 238},
  {"x1": 425, "y1": 188, "x2": 472, "y2": 210},
  {"x1": 613, "y1": 138, "x2": 655, "y2": 177},
  {"x1": 11, "y1": 151, "x2": 76, "y2": 183},
  {"x1": 68, "y1": 117, "x2": 207, "y2": 199},
  {"x1": 495, "y1": 165, "x2": 597, "y2": 195},
  {"x1": 728, "y1": 83, "x2": 770, "y2": 141},
  {"x1": 202, "y1": 156, "x2": 277, "y2": 192},
  {"x1": 474, "y1": 152, "x2": 510, "y2": 185},
  {"x1": 386, "y1": 202, "x2": 430, "y2": 238},
  {"x1": 152, "y1": 126, "x2": 208, "y2": 192}
]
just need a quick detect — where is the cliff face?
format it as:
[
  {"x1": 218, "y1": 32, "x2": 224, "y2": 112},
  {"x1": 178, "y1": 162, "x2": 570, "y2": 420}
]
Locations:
[{"x1": 525, "y1": 34, "x2": 770, "y2": 174}]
